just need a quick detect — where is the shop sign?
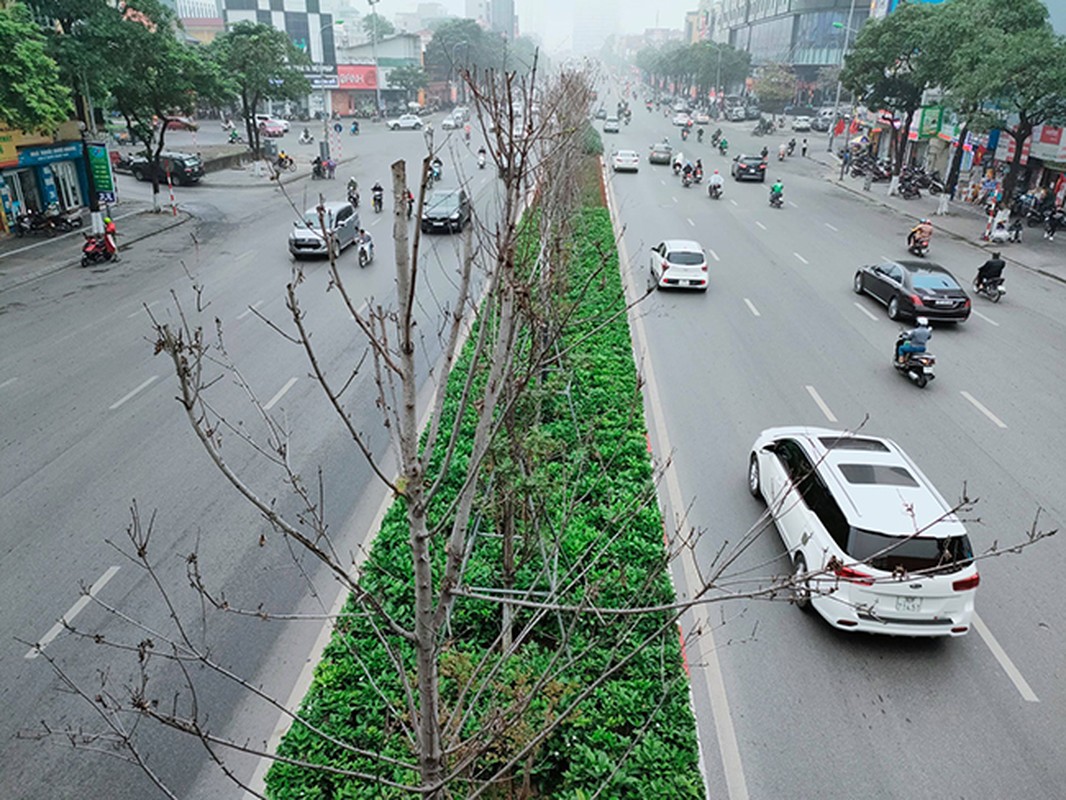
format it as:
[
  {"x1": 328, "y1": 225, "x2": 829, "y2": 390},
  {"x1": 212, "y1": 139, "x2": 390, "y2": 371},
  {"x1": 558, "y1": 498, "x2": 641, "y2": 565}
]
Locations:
[
  {"x1": 87, "y1": 142, "x2": 116, "y2": 199},
  {"x1": 337, "y1": 64, "x2": 378, "y2": 90},
  {"x1": 309, "y1": 75, "x2": 339, "y2": 89},
  {"x1": 18, "y1": 142, "x2": 82, "y2": 167}
]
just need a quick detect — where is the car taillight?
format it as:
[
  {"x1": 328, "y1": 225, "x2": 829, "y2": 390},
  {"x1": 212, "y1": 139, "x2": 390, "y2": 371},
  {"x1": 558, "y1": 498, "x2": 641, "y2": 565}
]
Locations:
[
  {"x1": 701, "y1": 265, "x2": 708, "y2": 272},
  {"x1": 759, "y1": 163, "x2": 766, "y2": 169},
  {"x1": 963, "y1": 298, "x2": 971, "y2": 308},
  {"x1": 953, "y1": 572, "x2": 980, "y2": 592},
  {"x1": 910, "y1": 294, "x2": 924, "y2": 306},
  {"x1": 835, "y1": 564, "x2": 874, "y2": 585}
]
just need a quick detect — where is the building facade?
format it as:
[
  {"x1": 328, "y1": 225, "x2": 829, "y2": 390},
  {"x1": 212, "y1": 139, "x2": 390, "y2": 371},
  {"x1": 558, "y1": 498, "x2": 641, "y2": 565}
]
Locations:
[
  {"x1": 221, "y1": 0, "x2": 337, "y2": 65},
  {"x1": 489, "y1": 0, "x2": 515, "y2": 39}
]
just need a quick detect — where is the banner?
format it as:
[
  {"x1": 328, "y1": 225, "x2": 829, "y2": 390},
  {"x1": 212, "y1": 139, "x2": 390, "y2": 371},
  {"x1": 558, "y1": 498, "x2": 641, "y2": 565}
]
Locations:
[{"x1": 337, "y1": 64, "x2": 378, "y2": 90}]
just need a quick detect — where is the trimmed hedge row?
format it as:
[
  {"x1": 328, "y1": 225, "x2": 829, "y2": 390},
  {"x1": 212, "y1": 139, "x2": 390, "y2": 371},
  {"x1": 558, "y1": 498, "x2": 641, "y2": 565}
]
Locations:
[{"x1": 266, "y1": 207, "x2": 703, "y2": 799}]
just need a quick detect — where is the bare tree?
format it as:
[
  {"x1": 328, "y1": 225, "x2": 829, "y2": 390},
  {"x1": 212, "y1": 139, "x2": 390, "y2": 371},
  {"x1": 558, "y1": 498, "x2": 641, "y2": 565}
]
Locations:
[{"x1": 22, "y1": 60, "x2": 1056, "y2": 800}]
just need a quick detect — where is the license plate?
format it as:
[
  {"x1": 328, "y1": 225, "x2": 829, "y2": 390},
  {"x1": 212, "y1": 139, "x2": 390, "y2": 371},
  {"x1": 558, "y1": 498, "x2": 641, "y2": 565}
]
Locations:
[
  {"x1": 936, "y1": 300, "x2": 953, "y2": 307},
  {"x1": 896, "y1": 596, "x2": 922, "y2": 613}
]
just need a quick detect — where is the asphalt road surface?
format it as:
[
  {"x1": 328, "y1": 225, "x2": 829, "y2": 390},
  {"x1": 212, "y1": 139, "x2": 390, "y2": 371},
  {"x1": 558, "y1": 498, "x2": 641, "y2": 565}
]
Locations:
[
  {"x1": 604, "y1": 89, "x2": 1066, "y2": 799},
  {"x1": 0, "y1": 119, "x2": 501, "y2": 799}
]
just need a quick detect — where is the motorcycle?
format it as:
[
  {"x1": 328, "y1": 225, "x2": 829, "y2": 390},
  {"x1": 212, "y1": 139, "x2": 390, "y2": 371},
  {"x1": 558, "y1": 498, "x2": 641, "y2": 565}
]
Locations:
[
  {"x1": 80, "y1": 233, "x2": 115, "y2": 267},
  {"x1": 718, "y1": 141, "x2": 728, "y2": 156},
  {"x1": 769, "y1": 190, "x2": 784, "y2": 209},
  {"x1": 681, "y1": 172, "x2": 693, "y2": 188},
  {"x1": 358, "y1": 240, "x2": 374, "y2": 268},
  {"x1": 692, "y1": 168, "x2": 703, "y2": 184},
  {"x1": 893, "y1": 334, "x2": 936, "y2": 389},
  {"x1": 907, "y1": 236, "x2": 929, "y2": 257},
  {"x1": 787, "y1": 141, "x2": 796, "y2": 156},
  {"x1": 697, "y1": 128, "x2": 704, "y2": 143},
  {"x1": 228, "y1": 130, "x2": 243, "y2": 144},
  {"x1": 14, "y1": 210, "x2": 55, "y2": 237},
  {"x1": 680, "y1": 128, "x2": 689, "y2": 141},
  {"x1": 350, "y1": 122, "x2": 360, "y2": 136},
  {"x1": 311, "y1": 163, "x2": 326, "y2": 180},
  {"x1": 477, "y1": 152, "x2": 486, "y2": 169},
  {"x1": 372, "y1": 191, "x2": 384, "y2": 213},
  {"x1": 973, "y1": 275, "x2": 1006, "y2": 303},
  {"x1": 711, "y1": 129, "x2": 721, "y2": 146},
  {"x1": 708, "y1": 183, "x2": 722, "y2": 200},
  {"x1": 347, "y1": 190, "x2": 360, "y2": 208}
]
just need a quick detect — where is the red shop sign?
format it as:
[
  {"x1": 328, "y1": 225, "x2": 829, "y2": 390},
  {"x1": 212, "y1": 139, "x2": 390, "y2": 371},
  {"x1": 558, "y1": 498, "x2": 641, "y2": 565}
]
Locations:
[{"x1": 337, "y1": 64, "x2": 378, "y2": 90}]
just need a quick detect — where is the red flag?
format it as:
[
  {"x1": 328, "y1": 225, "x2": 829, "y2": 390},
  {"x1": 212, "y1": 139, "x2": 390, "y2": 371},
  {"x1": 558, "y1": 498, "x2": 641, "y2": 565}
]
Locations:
[
  {"x1": 849, "y1": 119, "x2": 860, "y2": 134},
  {"x1": 834, "y1": 119, "x2": 846, "y2": 136}
]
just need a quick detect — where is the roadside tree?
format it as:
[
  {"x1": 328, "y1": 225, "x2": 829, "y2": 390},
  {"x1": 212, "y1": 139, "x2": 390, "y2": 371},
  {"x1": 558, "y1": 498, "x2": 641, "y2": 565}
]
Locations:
[
  {"x1": 387, "y1": 64, "x2": 428, "y2": 103},
  {"x1": 0, "y1": 3, "x2": 72, "y2": 132},
  {"x1": 361, "y1": 11, "x2": 394, "y2": 41},
  {"x1": 754, "y1": 62, "x2": 795, "y2": 113}
]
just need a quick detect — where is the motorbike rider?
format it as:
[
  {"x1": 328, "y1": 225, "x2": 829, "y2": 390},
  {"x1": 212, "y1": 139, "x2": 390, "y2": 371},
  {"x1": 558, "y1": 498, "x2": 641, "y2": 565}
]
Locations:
[
  {"x1": 787, "y1": 137, "x2": 797, "y2": 156},
  {"x1": 477, "y1": 145, "x2": 487, "y2": 168},
  {"x1": 347, "y1": 177, "x2": 360, "y2": 206},
  {"x1": 778, "y1": 141, "x2": 787, "y2": 160},
  {"x1": 697, "y1": 126, "x2": 704, "y2": 143},
  {"x1": 708, "y1": 169, "x2": 724, "y2": 197},
  {"x1": 431, "y1": 156, "x2": 443, "y2": 181},
  {"x1": 299, "y1": 127, "x2": 313, "y2": 143},
  {"x1": 718, "y1": 137, "x2": 728, "y2": 154},
  {"x1": 311, "y1": 154, "x2": 324, "y2": 178},
  {"x1": 371, "y1": 180, "x2": 385, "y2": 211},
  {"x1": 769, "y1": 179, "x2": 784, "y2": 204},
  {"x1": 760, "y1": 146, "x2": 769, "y2": 161},
  {"x1": 103, "y1": 216, "x2": 119, "y2": 260},
  {"x1": 896, "y1": 317, "x2": 932, "y2": 363},
  {"x1": 350, "y1": 120, "x2": 360, "y2": 135},
  {"x1": 908, "y1": 218, "x2": 934, "y2": 248},
  {"x1": 405, "y1": 188, "x2": 415, "y2": 218},
  {"x1": 276, "y1": 149, "x2": 290, "y2": 170},
  {"x1": 975, "y1": 251, "x2": 1006, "y2": 291},
  {"x1": 694, "y1": 159, "x2": 703, "y2": 181},
  {"x1": 357, "y1": 228, "x2": 374, "y2": 260},
  {"x1": 712, "y1": 127, "x2": 722, "y2": 144}
]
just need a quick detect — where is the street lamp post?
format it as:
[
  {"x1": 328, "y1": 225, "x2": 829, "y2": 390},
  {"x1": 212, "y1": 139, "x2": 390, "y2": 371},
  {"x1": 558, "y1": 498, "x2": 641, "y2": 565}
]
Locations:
[
  {"x1": 452, "y1": 41, "x2": 468, "y2": 103},
  {"x1": 367, "y1": 0, "x2": 383, "y2": 116},
  {"x1": 826, "y1": 0, "x2": 858, "y2": 154}
]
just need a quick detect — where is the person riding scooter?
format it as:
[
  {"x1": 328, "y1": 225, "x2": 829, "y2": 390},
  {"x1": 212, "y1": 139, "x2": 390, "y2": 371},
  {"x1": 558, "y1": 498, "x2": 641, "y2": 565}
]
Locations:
[
  {"x1": 697, "y1": 126, "x2": 704, "y2": 143},
  {"x1": 347, "y1": 177, "x2": 360, "y2": 208},
  {"x1": 708, "y1": 169, "x2": 724, "y2": 199},
  {"x1": 371, "y1": 181, "x2": 384, "y2": 213},
  {"x1": 975, "y1": 251, "x2": 1006, "y2": 292},
  {"x1": 896, "y1": 317, "x2": 932, "y2": 364},
  {"x1": 477, "y1": 145, "x2": 487, "y2": 169},
  {"x1": 769, "y1": 179, "x2": 784, "y2": 207},
  {"x1": 718, "y1": 138, "x2": 728, "y2": 155},
  {"x1": 908, "y1": 218, "x2": 934, "y2": 252},
  {"x1": 299, "y1": 128, "x2": 314, "y2": 144}
]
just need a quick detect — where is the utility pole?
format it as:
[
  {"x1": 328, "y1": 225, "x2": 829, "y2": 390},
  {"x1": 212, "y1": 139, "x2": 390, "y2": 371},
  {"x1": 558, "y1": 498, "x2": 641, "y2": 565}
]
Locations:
[
  {"x1": 827, "y1": 0, "x2": 857, "y2": 154},
  {"x1": 368, "y1": 0, "x2": 383, "y2": 116}
]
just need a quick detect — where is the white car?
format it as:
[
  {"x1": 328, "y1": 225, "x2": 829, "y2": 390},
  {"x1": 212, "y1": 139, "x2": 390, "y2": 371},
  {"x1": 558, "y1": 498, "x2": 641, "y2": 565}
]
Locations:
[
  {"x1": 694, "y1": 111, "x2": 711, "y2": 125},
  {"x1": 603, "y1": 116, "x2": 620, "y2": 133},
  {"x1": 288, "y1": 201, "x2": 360, "y2": 259},
  {"x1": 792, "y1": 115, "x2": 812, "y2": 131},
  {"x1": 387, "y1": 114, "x2": 423, "y2": 130},
  {"x1": 611, "y1": 149, "x2": 640, "y2": 172},
  {"x1": 441, "y1": 116, "x2": 459, "y2": 130},
  {"x1": 254, "y1": 113, "x2": 289, "y2": 133},
  {"x1": 747, "y1": 427, "x2": 979, "y2": 637},
  {"x1": 649, "y1": 239, "x2": 708, "y2": 291},
  {"x1": 671, "y1": 113, "x2": 692, "y2": 127}
]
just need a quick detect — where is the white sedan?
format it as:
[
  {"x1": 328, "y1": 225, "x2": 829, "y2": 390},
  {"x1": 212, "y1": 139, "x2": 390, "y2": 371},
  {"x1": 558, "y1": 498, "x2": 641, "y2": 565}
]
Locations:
[
  {"x1": 694, "y1": 111, "x2": 711, "y2": 125},
  {"x1": 791, "y1": 115, "x2": 812, "y2": 131},
  {"x1": 747, "y1": 426, "x2": 979, "y2": 637},
  {"x1": 387, "y1": 114, "x2": 423, "y2": 130},
  {"x1": 441, "y1": 116, "x2": 459, "y2": 130},
  {"x1": 671, "y1": 113, "x2": 692, "y2": 127},
  {"x1": 649, "y1": 239, "x2": 708, "y2": 290},
  {"x1": 611, "y1": 149, "x2": 640, "y2": 172}
]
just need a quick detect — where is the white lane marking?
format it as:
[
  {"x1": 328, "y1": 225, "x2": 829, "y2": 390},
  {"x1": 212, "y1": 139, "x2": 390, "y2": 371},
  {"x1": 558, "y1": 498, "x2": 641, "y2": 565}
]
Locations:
[
  {"x1": 672, "y1": 196, "x2": 679, "y2": 204},
  {"x1": 604, "y1": 164, "x2": 749, "y2": 800},
  {"x1": 264, "y1": 377, "x2": 298, "y2": 411},
  {"x1": 744, "y1": 298, "x2": 761, "y2": 317},
  {"x1": 109, "y1": 375, "x2": 159, "y2": 410},
  {"x1": 127, "y1": 300, "x2": 158, "y2": 319},
  {"x1": 660, "y1": 179, "x2": 666, "y2": 186},
  {"x1": 824, "y1": 222, "x2": 839, "y2": 232},
  {"x1": 960, "y1": 390, "x2": 1007, "y2": 428},
  {"x1": 805, "y1": 385, "x2": 838, "y2": 422},
  {"x1": 729, "y1": 198, "x2": 738, "y2": 206},
  {"x1": 236, "y1": 249, "x2": 255, "y2": 262},
  {"x1": 687, "y1": 218, "x2": 695, "y2": 227},
  {"x1": 973, "y1": 614, "x2": 1039, "y2": 702},
  {"x1": 880, "y1": 255, "x2": 890, "y2": 262},
  {"x1": 754, "y1": 221, "x2": 767, "y2": 231},
  {"x1": 707, "y1": 249, "x2": 720, "y2": 262},
  {"x1": 787, "y1": 200, "x2": 798, "y2": 208},
  {"x1": 972, "y1": 309, "x2": 1000, "y2": 327},
  {"x1": 370, "y1": 217, "x2": 381, "y2": 226},
  {"x1": 237, "y1": 300, "x2": 263, "y2": 320},
  {"x1": 853, "y1": 302, "x2": 879, "y2": 321},
  {"x1": 0, "y1": 377, "x2": 17, "y2": 389},
  {"x1": 25, "y1": 566, "x2": 121, "y2": 659},
  {"x1": 793, "y1": 252, "x2": 808, "y2": 264}
]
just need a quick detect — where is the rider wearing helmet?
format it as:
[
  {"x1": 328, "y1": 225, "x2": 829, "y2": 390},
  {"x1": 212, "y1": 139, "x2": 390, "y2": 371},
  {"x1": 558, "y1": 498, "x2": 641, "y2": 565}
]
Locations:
[
  {"x1": 909, "y1": 218, "x2": 934, "y2": 247},
  {"x1": 770, "y1": 178, "x2": 784, "y2": 201},
  {"x1": 896, "y1": 317, "x2": 932, "y2": 363}
]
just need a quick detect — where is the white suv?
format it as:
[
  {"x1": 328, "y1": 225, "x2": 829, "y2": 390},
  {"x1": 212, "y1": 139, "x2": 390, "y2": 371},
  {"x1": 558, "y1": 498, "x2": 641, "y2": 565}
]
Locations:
[
  {"x1": 748, "y1": 427, "x2": 979, "y2": 637},
  {"x1": 254, "y1": 113, "x2": 289, "y2": 133}
]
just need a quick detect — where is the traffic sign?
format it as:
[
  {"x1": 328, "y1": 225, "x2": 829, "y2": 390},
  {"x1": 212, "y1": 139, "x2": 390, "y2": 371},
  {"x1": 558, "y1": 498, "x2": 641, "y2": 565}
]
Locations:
[{"x1": 334, "y1": 123, "x2": 343, "y2": 133}]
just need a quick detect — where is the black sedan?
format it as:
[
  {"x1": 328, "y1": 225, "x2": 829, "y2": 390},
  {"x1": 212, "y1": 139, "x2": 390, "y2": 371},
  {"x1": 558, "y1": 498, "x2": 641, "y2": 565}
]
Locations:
[
  {"x1": 731, "y1": 155, "x2": 767, "y2": 182},
  {"x1": 421, "y1": 189, "x2": 471, "y2": 234},
  {"x1": 853, "y1": 260, "x2": 971, "y2": 322}
]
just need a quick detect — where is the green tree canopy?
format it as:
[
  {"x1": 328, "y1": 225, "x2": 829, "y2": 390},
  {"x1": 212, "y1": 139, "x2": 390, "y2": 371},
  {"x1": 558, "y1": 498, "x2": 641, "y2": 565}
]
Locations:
[
  {"x1": 635, "y1": 42, "x2": 750, "y2": 98},
  {"x1": 754, "y1": 62, "x2": 795, "y2": 110},
  {"x1": 361, "y1": 12, "x2": 394, "y2": 41},
  {"x1": 0, "y1": 3, "x2": 72, "y2": 131},
  {"x1": 387, "y1": 63, "x2": 427, "y2": 100},
  {"x1": 209, "y1": 21, "x2": 310, "y2": 155}
]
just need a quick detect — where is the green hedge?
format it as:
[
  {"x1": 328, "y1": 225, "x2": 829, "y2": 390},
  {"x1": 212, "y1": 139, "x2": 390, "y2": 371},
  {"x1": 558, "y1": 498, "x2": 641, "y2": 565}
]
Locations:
[{"x1": 266, "y1": 208, "x2": 703, "y2": 799}]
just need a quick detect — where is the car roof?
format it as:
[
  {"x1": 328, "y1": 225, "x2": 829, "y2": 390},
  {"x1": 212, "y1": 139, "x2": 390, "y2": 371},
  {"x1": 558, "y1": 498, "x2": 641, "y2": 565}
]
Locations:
[
  {"x1": 758, "y1": 426, "x2": 966, "y2": 538},
  {"x1": 304, "y1": 201, "x2": 352, "y2": 214},
  {"x1": 662, "y1": 239, "x2": 703, "y2": 253},
  {"x1": 885, "y1": 260, "x2": 954, "y2": 276}
]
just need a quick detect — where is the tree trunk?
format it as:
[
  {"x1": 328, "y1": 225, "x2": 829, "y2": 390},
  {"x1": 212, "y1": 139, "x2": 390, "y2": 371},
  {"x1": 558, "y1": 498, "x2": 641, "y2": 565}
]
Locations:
[
  {"x1": 945, "y1": 120, "x2": 968, "y2": 199},
  {"x1": 1000, "y1": 119, "x2": 1032, "y2": 203}
]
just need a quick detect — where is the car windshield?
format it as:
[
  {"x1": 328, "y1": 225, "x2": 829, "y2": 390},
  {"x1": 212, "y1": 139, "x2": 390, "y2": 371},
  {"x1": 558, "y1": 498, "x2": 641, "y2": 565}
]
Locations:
[
  {"x1": 847, "y1": 528, "x2": 974, "y2": 574},
  {"x1": 426, "y1": 192, "x2": 458, "y2": 212},
  {"x1": 302, "y1": 210, "x2": 330, "y2": 228},
  {"x1": 666, "y1": 250, "x2": 703, "y2": 265},
  {"x1": 911, "y1": 271, "x2": 960, "y2": 290}
]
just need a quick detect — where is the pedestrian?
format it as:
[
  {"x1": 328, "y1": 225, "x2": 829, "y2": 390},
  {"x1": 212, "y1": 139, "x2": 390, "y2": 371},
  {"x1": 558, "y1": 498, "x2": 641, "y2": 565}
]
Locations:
[
  {"x1": 1008, "y1": 217, "x2": 1023, "y2": 243},
  {"x1": 801, "y1": 137, "x2": 808, "y2": 158},
  {"x1": 1046, "y1": 207, "x2": 1062, "y2": 241},
  {"x1": 325, "y1": 157, "x2": 336, "y2": 180}
]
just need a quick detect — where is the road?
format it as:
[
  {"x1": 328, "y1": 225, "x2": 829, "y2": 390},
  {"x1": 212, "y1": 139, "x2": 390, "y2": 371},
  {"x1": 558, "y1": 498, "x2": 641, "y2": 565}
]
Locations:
[
  {"x1": 0, "y1": 120, "x2": 499, "y2": 799},
  {"x1": 604, "y1": 93, "x2": 1066, "y2": 798}
]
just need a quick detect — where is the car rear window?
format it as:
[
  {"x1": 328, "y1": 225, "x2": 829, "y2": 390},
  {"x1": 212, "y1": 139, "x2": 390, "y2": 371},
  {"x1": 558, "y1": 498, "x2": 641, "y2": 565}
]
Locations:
[
  {"x1": 666, "y1": 251, "x2": 703, "y2": 265},
  {"x1": 911, "y1": 272, "x2": 960, "y2": 290},
  {"x1": 819, "y1": 436, "x2": 890, "y2": 452},
  {"x1": 846, "y1": 528, "x2": 974, "y2": 574},
  {"x1": 838, "y1": 463, "x2": 918, "y2": 487},
  {"x1": 741, "y1": 157, "x2": 763, "y2": 165}
]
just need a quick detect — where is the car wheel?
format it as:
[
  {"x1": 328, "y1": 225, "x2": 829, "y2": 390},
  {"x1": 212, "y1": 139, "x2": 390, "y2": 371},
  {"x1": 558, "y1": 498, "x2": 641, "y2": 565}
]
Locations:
[
  {"x1": 853, "y1": 272, "x2": 864, "y2": 294},
  {"x1": 132, "y1": 168, "x2": 145, "y2": 182},
  {"x1": 414, "y1": 122, "x2": 422, "y2": 129},
  {"x1": 390, "y1": 124, "x2": 398, "y2": 131},
  {"x1": 747, "y1": 453, "x2": 761, "y2": 498},
  {"x1": 331, "y1": 239, "x2": 341, "y2": 259},
  {"x1": 792, "y1": 554, "x2": 812, "y2": 611},
  {"x1": 887, "y1": 296, "x2": 901, "y2": 320}
]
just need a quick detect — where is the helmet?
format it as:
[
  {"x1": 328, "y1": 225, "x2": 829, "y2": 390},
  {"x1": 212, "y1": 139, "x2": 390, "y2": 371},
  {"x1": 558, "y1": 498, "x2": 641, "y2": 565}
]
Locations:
[
  {"x1": 713, "y1": 169, "x2": 719, "y2": 174},
  {"x1": 920, "y1": 218, "x2": 930, "y2": 224},
  {"x1": 103, "y1": 217, "x2": 112, "y2": 224},
  {"x1": 916, "y1": 316, "x2": 929, "y2": 327}
]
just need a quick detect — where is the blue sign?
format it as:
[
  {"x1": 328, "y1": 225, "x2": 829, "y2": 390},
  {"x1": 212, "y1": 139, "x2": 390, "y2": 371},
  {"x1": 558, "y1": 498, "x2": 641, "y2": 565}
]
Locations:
[
  {"x1": 18, "y1": 142, "x2": 83, "y2": 167},
  {"x1": 333, "y1": 123, "x2": 343, "y2": 133},
  {"x1": 98, "y1": 191, "x2": 116, "y2": 204}
]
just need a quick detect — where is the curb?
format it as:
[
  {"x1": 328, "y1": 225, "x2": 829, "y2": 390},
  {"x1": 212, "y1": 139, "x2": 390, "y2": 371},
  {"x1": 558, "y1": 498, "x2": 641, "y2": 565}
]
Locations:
[
  {"x1": 206, "y1": 153, "x2": 361, "y2": 190},
  {"x1": 0, "y1": 211, "x2": 192, "y2": 294},
  {"x1": 826, "y1": 175, "x2": 1066, "y2": 287}
]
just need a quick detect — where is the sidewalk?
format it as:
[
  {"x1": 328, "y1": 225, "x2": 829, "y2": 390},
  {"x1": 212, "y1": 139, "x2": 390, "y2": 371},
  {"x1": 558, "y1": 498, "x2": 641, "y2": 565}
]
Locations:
[
  {"x1": 0, "y1": 201, "x2": 190, "y2": 293},
  {"x1": 808, "y1": 149, "x2": 1065, "y2": 284},
  {"x1": 204, "y1": 153, "x2": 359, "y2": 189}
]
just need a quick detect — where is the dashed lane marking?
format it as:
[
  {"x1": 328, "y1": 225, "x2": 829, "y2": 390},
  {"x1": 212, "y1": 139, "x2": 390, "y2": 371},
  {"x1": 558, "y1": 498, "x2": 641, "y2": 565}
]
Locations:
[
  {"x1": 264, "y1": 377, "x2": 298, "y2": 411},
  {"x1": 972, "y1": 309, "x2": 1000, "y2": 327},
  {"x1": 687, "y1": 218, "x2": 695, "y2": 227},
  {"x1": 744, "y1": 298, "x2": 761, "y2": 317},
  {"x1": 973, "y1": 614, "x2": 1038, "y2": 702},
  {"x1": 805, "y1": 384, "x2": 838, "y2": 422},
  {"x1": 960, "y1": 390, "x2": 1007, "y2": 428},
  {"x1": 127, "y1": 301, "x2": 159, "y2": 319},
  {"x1": 729, "y1": 198, "x2": 738, "y2": 206},
  {"x1": 825, "y1": 222, "x2": 839, "y2": 232},
  {"x1": 794, "y1": 252, "x2": 809, "y2": 264},
  {"x1": 853, "y1": 302, "x2": 879, "y2": 321},
  {"x1": 0, "y1": 377, "x2": 17, "y2": 389},
  {"x1": 25, "y1": 566, "x2": 121, "y2": 659},
  {"x1": 237, "y1": 300, "x2": 263, "y2": 320},
  {"x1": 754, "y1": 221, "x2": 767, "y2": 230},
  {"x1": 109, "y1": 375, "x2": 159, "y2": 410}
]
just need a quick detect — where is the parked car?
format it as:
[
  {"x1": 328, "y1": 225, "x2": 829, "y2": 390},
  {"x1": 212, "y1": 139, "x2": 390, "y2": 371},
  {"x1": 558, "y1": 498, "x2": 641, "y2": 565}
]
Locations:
[
  {"x1": 594, "y1": 107, "x2": 608, "y2": 120},
  {"x1": 387, "y1": 114, "x2": 423, "y2": 130},
  {"x1": 694, "y1": 111, "x2": 712, "y2": 125},
  {"x1": 289, "y1": 201, "x2": 360, "y2": 259},
  {"x1": 731, "y1": 154, "x2": 767, "y2": 182},
  {"x1": 811, "y1": 116, "x2": 832, "y2": 132},
  {"x1": 128, "y1": 151, "x2": 204, "y2": 186},
  {"x1": 452, "y1": 105, "x2": 470, "y2": 121},
  {"x1": 648, "y1": 142, "x2": 673, "y2": 164},
  {"x1": 727, "y1": 106, "x2": 746, "y2": 122},
  {"x1": 611, "y1": 149, "x2": 640, "y2": 172},
  {"x1": 164, "y1": 116, "x2": 198, "y2": 131},
  {"x1": 259, "y1": 121, "x2": 285, "y2": 138},
  {"x1": 421, "y1": 188, "x2": 471, "y2": 233},
  {"x1": 792, "y1": 116, "x2": 812, "y2": 131},
  {"x1": 441, "y1": 116, "x2": 460, "y2": 130},
  {"x1": 254, "y1": 114, "x2": 290, "y2": 133},
  {"x1": 745, "y1": 106, "x2": 761, "y2": 119},
  {"x1": 853, "y1": 260, "x2": 971, "y2": 322},
  {"x1": 649, "y1": 239, "x2": 708, "y2": 291},
  {"x1": 747, "y1": 426, "x2": 979, "y2": 637},
  {"x1": 603, "y1": 116, "x2": 620, "y2": 133},
  {"x1": 672, "y1": 113, "x2": 692, "y2": 127}
]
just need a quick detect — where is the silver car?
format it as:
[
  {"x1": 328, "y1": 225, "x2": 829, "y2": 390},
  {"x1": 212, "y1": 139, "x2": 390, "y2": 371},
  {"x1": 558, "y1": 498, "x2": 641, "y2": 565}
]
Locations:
[{"x1": 288, "y1": 201, "x2": 360, "y2": 259}]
